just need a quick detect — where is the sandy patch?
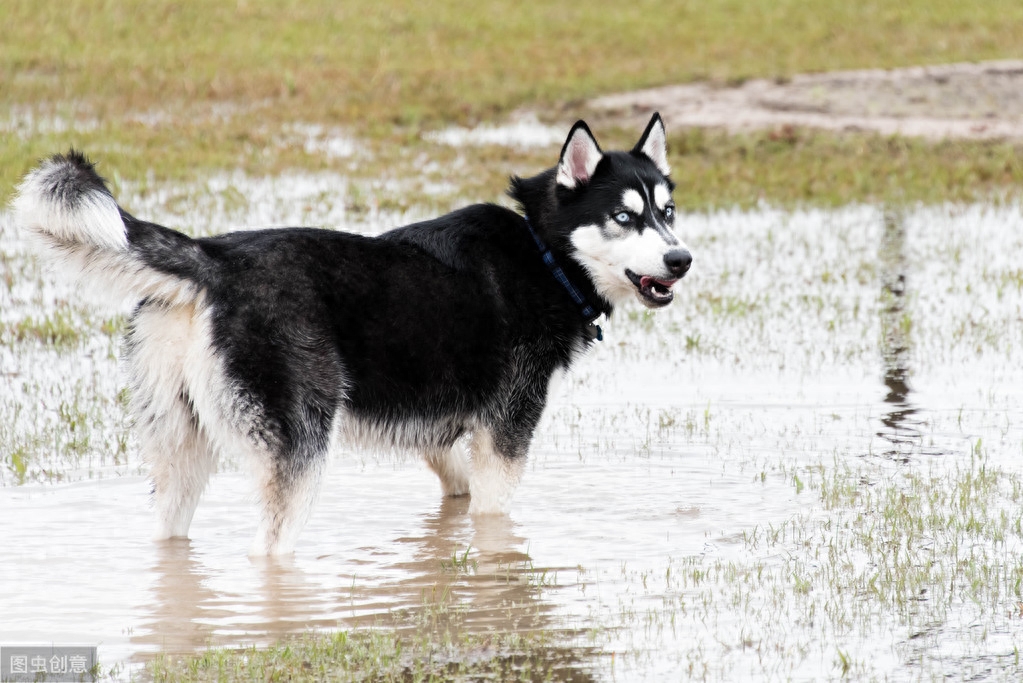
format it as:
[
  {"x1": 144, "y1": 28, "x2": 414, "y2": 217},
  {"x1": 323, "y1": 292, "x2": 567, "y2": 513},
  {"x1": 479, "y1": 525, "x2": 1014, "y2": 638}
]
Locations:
[{"x1": 588, "y1": 60, "x2": 1023, "y2": 140}]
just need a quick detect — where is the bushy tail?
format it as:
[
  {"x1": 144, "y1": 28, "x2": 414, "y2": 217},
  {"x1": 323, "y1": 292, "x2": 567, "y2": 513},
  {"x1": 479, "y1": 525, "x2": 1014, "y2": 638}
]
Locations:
[{"x1": 13, "y1": 150, "x2": 211, "y2": 306}]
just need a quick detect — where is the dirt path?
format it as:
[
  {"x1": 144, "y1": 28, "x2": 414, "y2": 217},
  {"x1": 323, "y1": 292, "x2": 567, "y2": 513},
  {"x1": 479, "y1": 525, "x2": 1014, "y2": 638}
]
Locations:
[{"x1": 588, "y1": 60, "x2": 1023, "y2": 140}]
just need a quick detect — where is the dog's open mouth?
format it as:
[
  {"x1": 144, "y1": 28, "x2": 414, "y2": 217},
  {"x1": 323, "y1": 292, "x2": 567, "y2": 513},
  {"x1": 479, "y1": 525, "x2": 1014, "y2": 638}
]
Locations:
[{"x1": 625, "y1": 269, "x2": 677, "y2": 307}]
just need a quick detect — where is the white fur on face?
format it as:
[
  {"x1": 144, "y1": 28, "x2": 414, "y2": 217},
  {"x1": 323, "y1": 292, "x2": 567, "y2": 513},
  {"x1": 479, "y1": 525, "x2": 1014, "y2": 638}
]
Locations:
[
  {"x1": 621, "y1": 189, "x2": 645, "y2": 215},
  {"x1": 570, "y1": 221, "x2": 689, "y2": 308},
  {"x1": 653, "y1": 183, "x2": 671, "y2": 211}
]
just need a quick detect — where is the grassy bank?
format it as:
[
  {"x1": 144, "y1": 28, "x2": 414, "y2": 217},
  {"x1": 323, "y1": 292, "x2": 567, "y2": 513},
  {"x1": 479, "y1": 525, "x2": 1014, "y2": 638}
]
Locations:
[
  {"x1": 4, "y1": 0, "x2": 1021, "y2": 125},
  {"x1": 3, "y1": 0, "x2": 1023, "y2": 208},
  {"x1": 666, "y1": 128, "x2": 1023, "y2": 210}
]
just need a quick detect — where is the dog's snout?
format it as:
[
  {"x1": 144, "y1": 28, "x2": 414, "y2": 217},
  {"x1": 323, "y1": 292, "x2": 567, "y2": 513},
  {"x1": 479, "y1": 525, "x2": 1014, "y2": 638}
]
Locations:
[{"x1": 664, "y1": 249, "x2": 692, "y2": 277}]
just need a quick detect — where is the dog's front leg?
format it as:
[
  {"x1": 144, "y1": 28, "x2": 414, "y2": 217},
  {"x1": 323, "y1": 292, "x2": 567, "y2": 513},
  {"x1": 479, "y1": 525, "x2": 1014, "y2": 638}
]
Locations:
[
  {"x1": 466, "y1": 427, "x2": 526, "y2": 516},
  {"x1": 424, "y1": 444, "x2": 471, "y2": 497}
]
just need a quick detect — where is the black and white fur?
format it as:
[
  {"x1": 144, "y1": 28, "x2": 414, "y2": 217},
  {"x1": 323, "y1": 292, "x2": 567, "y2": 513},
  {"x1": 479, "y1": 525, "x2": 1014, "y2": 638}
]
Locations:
[{"x1": 13, "y1": 113, "x2": 692, "y2": 555}]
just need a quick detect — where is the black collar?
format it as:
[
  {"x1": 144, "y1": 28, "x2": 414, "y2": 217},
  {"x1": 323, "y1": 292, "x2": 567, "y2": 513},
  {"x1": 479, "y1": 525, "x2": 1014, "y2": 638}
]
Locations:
[{"x1": 522, "y1": 215, "x2": 603, "y2": 341}]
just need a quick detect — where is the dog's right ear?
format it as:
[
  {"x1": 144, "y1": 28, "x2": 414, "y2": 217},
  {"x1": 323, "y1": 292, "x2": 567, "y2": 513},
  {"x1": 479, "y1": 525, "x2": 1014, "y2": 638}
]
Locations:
[{"x1": 557, "y1": 121, "x2": 603, "y2": 190}]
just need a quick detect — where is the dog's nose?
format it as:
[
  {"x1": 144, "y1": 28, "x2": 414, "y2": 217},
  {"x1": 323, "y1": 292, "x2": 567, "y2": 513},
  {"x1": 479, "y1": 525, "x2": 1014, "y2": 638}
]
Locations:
[{"x1": 664, "y1": 249, "x2": 692, "y2": 277}]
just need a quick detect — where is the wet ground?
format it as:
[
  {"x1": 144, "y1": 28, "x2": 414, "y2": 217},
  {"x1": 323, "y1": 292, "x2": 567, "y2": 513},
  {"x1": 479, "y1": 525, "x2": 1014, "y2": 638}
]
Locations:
[
  {"x1": 2, "y1": 177, "x2": 1023, "y2": 679},
  {"x1": 589, "y1": 60, "x2": 1023, "y2": 140}
]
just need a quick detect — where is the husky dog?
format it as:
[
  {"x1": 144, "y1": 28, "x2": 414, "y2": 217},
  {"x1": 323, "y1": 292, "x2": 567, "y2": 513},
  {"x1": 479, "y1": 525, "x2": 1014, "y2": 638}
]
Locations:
[{"x1": 13, "y1": 113, "x2": 691, "y2": 555}]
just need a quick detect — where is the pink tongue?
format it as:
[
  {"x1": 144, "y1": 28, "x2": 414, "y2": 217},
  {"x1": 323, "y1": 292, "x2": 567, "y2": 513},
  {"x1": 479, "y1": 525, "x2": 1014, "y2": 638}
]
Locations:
[{"x1": 640, "y1": 275, "x2": 675, "y2": 290}]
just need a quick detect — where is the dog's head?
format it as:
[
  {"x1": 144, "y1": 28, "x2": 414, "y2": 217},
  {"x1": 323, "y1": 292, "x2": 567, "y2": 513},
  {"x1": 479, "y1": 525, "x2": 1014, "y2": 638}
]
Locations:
[{"x1": 557, "y1": 113, "x2": 691, "y2": 310}]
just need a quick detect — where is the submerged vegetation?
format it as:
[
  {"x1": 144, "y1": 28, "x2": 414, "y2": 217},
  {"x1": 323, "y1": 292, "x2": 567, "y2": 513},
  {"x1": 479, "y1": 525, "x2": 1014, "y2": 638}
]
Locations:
[{"x1": 149, "y1": 628, "x2": 599, "y2": 682}]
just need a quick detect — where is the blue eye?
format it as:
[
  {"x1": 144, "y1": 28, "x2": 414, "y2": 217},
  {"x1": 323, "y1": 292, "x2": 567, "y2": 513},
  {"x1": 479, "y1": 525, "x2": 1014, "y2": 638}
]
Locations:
[
  {"x1": 613, "y1": 211, "x2": 631, "y2": 225},
  {"x1": 664, "y1": 205, "x2": 675, "y2": 220}
]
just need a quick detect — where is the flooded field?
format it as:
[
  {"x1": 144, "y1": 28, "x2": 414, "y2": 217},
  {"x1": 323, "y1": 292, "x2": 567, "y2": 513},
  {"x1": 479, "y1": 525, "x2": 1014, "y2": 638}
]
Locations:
[{"x1": 2, "y1": 178, "x2": 1023, "y2": 680}]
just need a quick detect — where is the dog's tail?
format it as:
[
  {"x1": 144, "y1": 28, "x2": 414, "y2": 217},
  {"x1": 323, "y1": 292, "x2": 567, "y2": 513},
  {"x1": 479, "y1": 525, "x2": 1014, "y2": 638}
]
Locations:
[{"x1": 13, "y1": 150, "x2": 212, "y2": 306}]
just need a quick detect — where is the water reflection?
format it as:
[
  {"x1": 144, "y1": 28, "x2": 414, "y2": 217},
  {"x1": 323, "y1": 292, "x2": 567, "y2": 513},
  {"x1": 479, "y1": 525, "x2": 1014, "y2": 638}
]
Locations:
[
  {"x1": 877, "y1": 209, "x2": 924, "y2": 459},
  {"x1": 131, "y1": 539, "x2": 219, "y2": 653},
  {"x1": 130, "y1": 496, "x2": 570, "y2": 667}
]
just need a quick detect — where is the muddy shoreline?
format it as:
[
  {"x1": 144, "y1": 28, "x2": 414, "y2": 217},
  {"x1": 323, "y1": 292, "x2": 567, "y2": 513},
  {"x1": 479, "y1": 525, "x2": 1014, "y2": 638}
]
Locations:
[{"x1": 588, "y1": 60, "x2": 1023, "y2": 140}]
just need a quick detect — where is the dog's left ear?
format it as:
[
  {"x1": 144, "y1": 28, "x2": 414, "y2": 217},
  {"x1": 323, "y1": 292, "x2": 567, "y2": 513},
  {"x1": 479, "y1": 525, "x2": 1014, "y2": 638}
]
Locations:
[
  {"x1": 633, "y1": 112, "x2": 671, "y2": 177},
  {"x1": 557, "y1": 121, "x2": 603, "y2": 189}
]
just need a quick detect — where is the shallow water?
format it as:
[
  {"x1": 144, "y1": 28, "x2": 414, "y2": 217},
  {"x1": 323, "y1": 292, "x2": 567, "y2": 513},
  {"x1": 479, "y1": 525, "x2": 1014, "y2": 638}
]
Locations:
[{"x1": 2, "y1": 186, "x2": 1023, "y2": 680}]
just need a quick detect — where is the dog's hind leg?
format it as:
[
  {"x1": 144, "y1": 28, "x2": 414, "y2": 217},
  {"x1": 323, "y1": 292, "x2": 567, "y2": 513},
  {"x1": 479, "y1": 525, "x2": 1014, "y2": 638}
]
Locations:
[
  {"x1": 127, "y1": 303, "x2": 218, "y2": 540},
  {"x1": 250, "y1": 450, "x2": 327, "y2": 556},
  {"x1": 424, "y1": 444, "x2": 470, "y2": 497},
  {"x1": 142, "y1": 396, "x2": 217, "y2": 539}
]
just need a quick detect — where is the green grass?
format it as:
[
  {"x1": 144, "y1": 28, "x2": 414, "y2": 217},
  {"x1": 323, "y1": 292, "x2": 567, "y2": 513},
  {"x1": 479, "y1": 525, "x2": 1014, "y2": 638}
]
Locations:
[
  {"x1": 4, "y1": 0, "x2": 1020, "y2": 125},
  {"x1": 666, "y1": 128, "x2": 1023, "y2": 210},
  {"x1": 3, "y1": 0, "x2": 1023, "y2": 207},
  {"x1": 148, "y1": 627, "x2": 597, "y2": 682},
  {"x1": 4, "y1": 305, "x2": 86, "y2": 349}
]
